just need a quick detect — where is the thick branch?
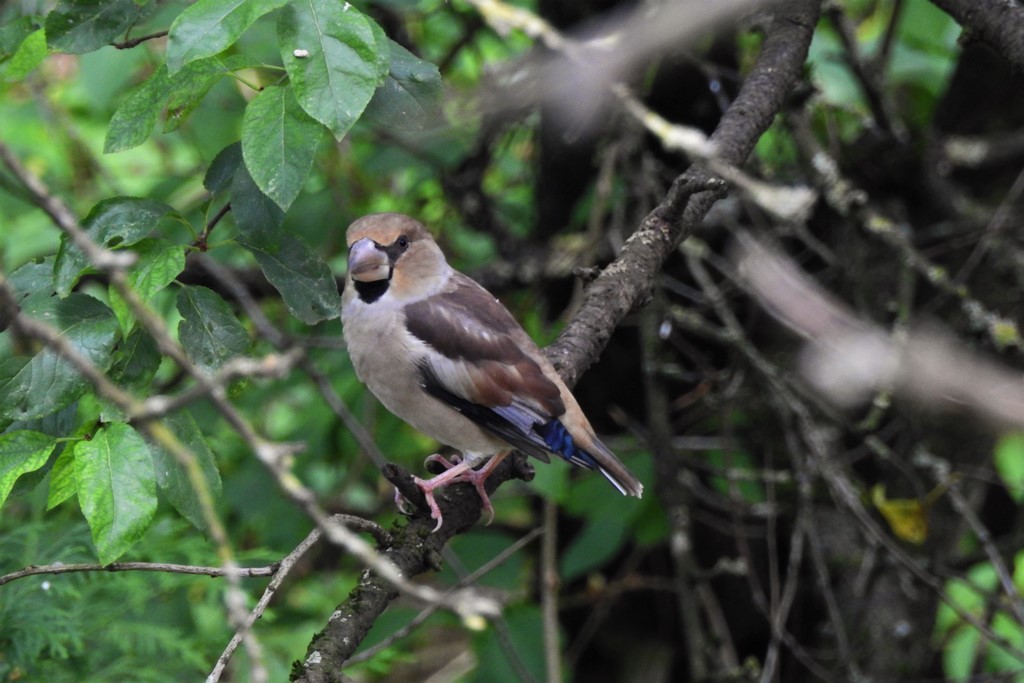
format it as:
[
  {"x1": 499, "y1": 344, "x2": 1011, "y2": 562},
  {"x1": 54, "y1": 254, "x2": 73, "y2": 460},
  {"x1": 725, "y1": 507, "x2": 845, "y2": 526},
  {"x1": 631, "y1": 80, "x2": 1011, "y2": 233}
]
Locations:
[
  {"x1": 292, "y1": 455, "x2": 533, "y2": 683},
  {"x1": 930, "y1": 0, "x2": 1024, "y2": 72},
  {"x1": 548, "y1": 0, "x2": 822, "y2": 386}
]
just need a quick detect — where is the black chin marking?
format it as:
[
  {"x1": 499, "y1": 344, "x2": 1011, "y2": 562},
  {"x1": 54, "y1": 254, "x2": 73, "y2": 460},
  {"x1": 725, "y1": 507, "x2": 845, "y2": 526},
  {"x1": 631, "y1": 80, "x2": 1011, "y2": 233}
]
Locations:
[{"x1": 354, "y1": 273, "x2": 391, "y2": 303}]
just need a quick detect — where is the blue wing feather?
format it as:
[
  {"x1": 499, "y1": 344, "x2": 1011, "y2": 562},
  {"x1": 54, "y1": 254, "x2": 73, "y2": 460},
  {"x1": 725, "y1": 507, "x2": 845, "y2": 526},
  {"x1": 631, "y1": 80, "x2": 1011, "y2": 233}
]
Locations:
[
  {"x1": 419, "y1": 361, "x2": 633, "y2": 495},
  {"x1": 534, "y1": 420, "x2": 599, "y2": 470}
]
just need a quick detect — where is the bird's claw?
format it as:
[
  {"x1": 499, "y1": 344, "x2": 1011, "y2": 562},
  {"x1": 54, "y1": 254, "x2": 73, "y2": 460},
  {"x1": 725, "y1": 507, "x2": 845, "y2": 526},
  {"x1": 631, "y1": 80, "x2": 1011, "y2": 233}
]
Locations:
[
  {"x1": 424, "y1": 453, "x2": 460, "y2": 474},
  {"x1": 394, "y1": 487, "x2": 416, "y2": 515},
  {"x1": 393, "y1": 452, "x2": 507, "y2": 531},
  {"x1": 413, "y1": 476, "x2": 446, "y2": 532},
  {"x1": 468, "y1": 472, "x2": 495, "y2": 526}
]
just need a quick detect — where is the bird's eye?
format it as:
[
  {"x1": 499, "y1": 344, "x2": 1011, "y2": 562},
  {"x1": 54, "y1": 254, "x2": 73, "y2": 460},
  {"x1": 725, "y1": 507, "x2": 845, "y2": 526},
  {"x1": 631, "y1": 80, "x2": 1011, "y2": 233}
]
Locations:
[{"x1": 397, "y1": 235, "x2": 410, "y2": 250}]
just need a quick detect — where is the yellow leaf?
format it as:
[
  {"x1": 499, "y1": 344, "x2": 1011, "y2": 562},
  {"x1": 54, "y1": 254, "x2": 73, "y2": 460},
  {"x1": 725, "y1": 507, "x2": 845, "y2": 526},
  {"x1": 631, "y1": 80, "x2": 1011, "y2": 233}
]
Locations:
[{"x1": 871, "y1": 484, "x2": 930, "y2": 544}]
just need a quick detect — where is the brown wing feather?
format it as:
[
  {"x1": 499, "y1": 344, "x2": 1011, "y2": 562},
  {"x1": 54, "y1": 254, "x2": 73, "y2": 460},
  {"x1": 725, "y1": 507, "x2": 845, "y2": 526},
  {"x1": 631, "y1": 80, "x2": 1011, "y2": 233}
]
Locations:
[{"x1": 404, "y1": 274, "x2": 564, "y2": 416}]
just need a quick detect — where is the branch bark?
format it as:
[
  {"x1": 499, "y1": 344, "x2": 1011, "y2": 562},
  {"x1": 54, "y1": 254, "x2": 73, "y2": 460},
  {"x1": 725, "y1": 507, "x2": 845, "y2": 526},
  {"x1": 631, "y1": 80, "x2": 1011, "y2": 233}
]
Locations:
[
  {"x1": 292, "y1": 456, "x2": 533, "y2": 683},
  {"x1": 930, "y1": 0, "x2": 1024, "y2": 72},
  {"x1": 548, "y1": 0, "x2": 822, "y2": 386}
]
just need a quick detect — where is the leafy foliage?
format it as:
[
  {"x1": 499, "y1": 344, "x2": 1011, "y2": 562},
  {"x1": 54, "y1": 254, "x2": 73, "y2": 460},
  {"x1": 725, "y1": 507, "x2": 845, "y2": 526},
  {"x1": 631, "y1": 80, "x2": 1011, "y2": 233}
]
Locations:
[
  {"x1": 935, "y1": 557, "x2": 1024, "y2": 681},
  {"x1": 0, "y1": 519, "x2": 229, "y2": 681}
]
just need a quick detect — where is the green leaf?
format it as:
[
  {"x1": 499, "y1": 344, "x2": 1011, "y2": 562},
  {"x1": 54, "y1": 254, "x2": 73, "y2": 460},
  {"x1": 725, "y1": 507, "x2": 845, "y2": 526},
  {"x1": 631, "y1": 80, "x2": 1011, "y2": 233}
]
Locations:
[
  {"x1": 204, "y1": 141, "x2": 243, "y2": 194},
  {"x1": 363, "y1": 40, "x2": 442, "y2": 132},
  {"x1": 987, "y1": 612, "x2": 1024, "y2": 673},
  {"x1": 149, "y1": 411, "x2": 222, "y2": 533},
  {"x1": 995, "y1": 432, "x2": 1024, "y2": 502},
  {"x1": 108, "y1": 329, "x2": 161, "y2": 394},
  {"x1": 45, "y1": 0, "x2": 139, "y2": 54},
  {"x1": 563, "y1": 461, "x2": 644, "y2": 523},
  {"x1": 46, "y1": 418, "x2": 99, "y2": 509},
  {"x1": 560, "y1": 515, "x2": 628, "y2": 581},
  {"x1": 47, "y1": 443, "x2": 78, "y2": 509},
  {"x1": 0, "y1": 294, "x2": 120, "y2": 421},
  {"x1": 74, "y1": 422, "x2": 157, "y2": 564},
  {"x1": 166, "y1": 0, "x2": 287, "y2": 73},
  {"x1": 0, "y1": 430, "x2": 57, "y2": 507},
  {"x1": 126, "y1": 240, "x2": 186, "y2": 301},
  {"x1": 237, "y1": 229, "x2": 341, "y2": 325},
  {"x1": 471, "y1": 605, "x2": 546, "y2": 683},
  {"x1": 442, "y1": 530, "x2": 526, "y2": 589},
  {"x1": 0, "y1": 16, "x2": 39, "y2": 55},
  {"x1": 108, "y1": 239, "x2": 186, "y2": 335},
  {"x1": 231, "y1": 163, "x2": 284, "y2": 234},
  {"x1": 1014, "y1": 550, "x2": 1024, "y2": 593},
  {"x1": 176, "y1": 286, "x2": 249, "y2": 372},
  {"x1": 1, "y1": 28, "x2": 47, "y2": 82},
  {"x1": 100, "y1": 329, "x2": 158, "y2": 421},
  {"x1": 942, "y1": 624, "x2": 981, "y2": 683},
  {"x1": 5, "y1": 401, "x2": 78, "y2": 440},
  {"x1": 3, "y1": 403, "x2": 78, "y2": 496},
  {"x1": 104, "y1": 65, "x2": 171, "y2": 153},
  {"x1": 529, "y1": 454, "x2": 570, "y2": 502},
  {"x1": 807, "y1": 29, "x2": 863, "y2": 111},
  {"x1": 278, "y1": 0, "x2": 389, "y2": 140},
  {"x1": 164, "y1": 55, "x2": 259, "y2": 133},
  {"x1": 231, "y1": 144, "x2": 339, "y2": 324},
  {"x1": 7, "y1": 257, "x2": 57, "y2": 310},
  {"x1": 241, "y1": 84, "x2": 323, "y2": 211},
  {"x1": 80, "y1": 197, "x2": 175, "y2": 247},
  {"x1": 105, "y1": 56, "x2": 256, "y2": 153},
  {"x1": 53, "y1": 197, "x2": 176, "y2": 296},
  {"x1": 889, "y1": 0, "x2": 958, "y2": 100},
  {"x1": 936, "y1": 566, "x2": 998, "y2": 638}
]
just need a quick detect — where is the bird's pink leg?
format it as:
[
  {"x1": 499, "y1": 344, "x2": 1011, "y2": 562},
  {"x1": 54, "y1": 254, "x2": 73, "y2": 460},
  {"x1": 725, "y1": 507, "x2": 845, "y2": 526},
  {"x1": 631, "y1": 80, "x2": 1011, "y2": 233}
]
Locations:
[
  {"x1": 424, "y1": 453, "x2": 461, "y2": 471},
  {"x1": 395, "y1": 453, "x2": 461, "y2": 513},
  {"x1": 406, "y1": 451, "x2": 511, "y2": 531},
  {"x1": 459, "y1": 451, "x2": 509, "y2": 526},
  {"x1": 412, "y1": 458, "x2": 478, "y2": 532}
]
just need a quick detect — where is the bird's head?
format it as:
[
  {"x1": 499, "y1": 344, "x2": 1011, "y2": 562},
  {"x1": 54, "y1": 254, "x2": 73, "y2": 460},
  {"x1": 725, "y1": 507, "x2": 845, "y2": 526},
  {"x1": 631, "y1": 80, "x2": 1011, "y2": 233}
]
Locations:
[{"x1": 345, "y1": 213, "x2": 450, "y2": 303}]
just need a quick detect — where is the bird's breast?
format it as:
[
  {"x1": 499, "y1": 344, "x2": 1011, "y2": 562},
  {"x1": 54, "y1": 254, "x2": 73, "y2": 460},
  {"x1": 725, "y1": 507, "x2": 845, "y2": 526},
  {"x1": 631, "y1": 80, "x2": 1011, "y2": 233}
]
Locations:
[{"x1": 341, "y1": 301, "x2": 505, "y2": 457}]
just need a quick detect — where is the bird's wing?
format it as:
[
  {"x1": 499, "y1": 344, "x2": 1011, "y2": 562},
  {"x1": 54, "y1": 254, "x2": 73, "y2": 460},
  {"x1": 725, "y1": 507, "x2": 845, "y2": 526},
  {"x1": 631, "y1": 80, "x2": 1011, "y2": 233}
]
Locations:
[{"x1": 404, "y1": 273, "x2": 564, "y2": 461}]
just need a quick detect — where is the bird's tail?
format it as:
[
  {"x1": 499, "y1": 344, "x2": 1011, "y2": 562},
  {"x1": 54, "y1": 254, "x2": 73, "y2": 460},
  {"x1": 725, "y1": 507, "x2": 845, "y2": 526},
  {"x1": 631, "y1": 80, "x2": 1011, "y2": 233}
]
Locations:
[{"x1": 535, "y1": 420, "x2": 644, "y2": 498}]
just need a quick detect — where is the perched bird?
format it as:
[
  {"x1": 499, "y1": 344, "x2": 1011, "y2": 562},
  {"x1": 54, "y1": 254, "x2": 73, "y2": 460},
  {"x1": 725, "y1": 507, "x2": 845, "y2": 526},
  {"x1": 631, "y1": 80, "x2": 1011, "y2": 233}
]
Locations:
[{"x1": 341, "y1": 213, "x2": 643, "y2": 530}]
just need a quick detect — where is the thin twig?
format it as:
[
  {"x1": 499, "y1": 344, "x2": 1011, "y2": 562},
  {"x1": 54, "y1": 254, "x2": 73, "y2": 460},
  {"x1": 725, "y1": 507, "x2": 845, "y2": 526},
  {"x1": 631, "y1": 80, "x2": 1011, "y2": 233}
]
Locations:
[
  {"x1": 112, "y1": 30, "x2": 169, "y2": 49},
  {"x1": 347, "y1": 527, "x2": 542, "y2": 666},
  {"x1": 207, "y1": 515, "x2": 391, "y2": 683},
  {"x1": 469, "y1": 0, "x2": 816, "y2": 223},
  {"x1": 759, "y1": 516, "x2": 809, "y2": 683},
  {"x1": 541, "y1": 500, "x2": 562, "y2": 683},
  {"x1": 195, "y1": 203, "x2": 232, "y2": 252},
  {"x1": 691, "y1": 239, "x2": 1024, "y2": 662},
  {"x1": 0, "y1": 561, "x2": 277, "y2": 587}
]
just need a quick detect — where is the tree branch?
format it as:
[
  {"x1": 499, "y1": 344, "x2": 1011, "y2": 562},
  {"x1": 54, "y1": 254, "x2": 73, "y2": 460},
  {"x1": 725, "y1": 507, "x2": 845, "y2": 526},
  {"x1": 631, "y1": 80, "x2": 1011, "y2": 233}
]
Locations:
[
  {"x1": 0, "y1": 561, "x2": 276, "y2": 587},
  {"x1": 930, "y1": 0, "x2": 1024, "y2": 72},
  {"x1": 292, "y1": 455, "x2": 533, "y2": 683},
  {"x1": 548, "y1": 0, "x2": 822, "y2": 386}
]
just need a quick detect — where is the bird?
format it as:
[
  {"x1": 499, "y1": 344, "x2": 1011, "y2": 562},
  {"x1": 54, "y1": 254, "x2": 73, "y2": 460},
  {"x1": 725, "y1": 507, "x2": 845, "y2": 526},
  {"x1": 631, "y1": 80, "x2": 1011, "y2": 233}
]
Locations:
[{"x1": 341, "y1": 213, "x2": 643, "y2": 530}]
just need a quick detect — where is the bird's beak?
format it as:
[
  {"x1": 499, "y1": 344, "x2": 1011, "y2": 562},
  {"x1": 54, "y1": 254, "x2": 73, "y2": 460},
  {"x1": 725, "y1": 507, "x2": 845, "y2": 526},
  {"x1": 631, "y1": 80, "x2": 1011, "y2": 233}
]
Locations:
[{"x1": 348, "y1": 238, "x2": 391, "y2": 282}]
